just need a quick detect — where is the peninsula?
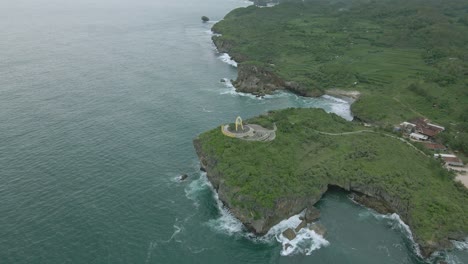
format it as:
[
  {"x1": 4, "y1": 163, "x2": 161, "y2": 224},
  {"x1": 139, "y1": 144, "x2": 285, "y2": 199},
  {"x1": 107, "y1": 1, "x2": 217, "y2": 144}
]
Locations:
[{"x1": 194, "y1": 109, "x2": 468, "y2": 257}]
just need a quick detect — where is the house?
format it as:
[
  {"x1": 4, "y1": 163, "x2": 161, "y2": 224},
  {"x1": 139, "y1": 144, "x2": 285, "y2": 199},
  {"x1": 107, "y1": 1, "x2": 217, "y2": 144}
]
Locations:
[
  {"x1": 399, "y1": 122, "x2": 416, "y2": 133},
  {"x1": 410, "y1": 133, "x2": 428, "y2": 141},
  {"x1": 418, "y1": 127, "x2": 439, "y2": 138},
  {"x1": 434, "y1": 154, "x2": 464, "y2": 167},
  {"x1": 423, "y1": 142, "x2": 447, "y2": 152},
  {"x1": 427, "y1": 123, "x2": 445, "y2": 133},
  {"x1": 408, "y1": 118, "x2": 445, "y2": 139}
]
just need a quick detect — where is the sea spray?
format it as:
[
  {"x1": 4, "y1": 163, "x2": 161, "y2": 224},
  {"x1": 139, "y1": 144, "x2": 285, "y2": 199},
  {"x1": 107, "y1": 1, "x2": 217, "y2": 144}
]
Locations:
[
  {"x1": 218, "y1": 53, "x2": 238, "y2": 67},
  {"x1": 321, "y1": 95, "x2": 353, "y2": 121},
  {"x1": 206, "y1": 180, "x2": 245, "y2": 235},
  {"x1": 185, "y1": 173, "x2": 246, "y2": 235},
  {"x1": 263, "y1": 213, "x2": 330, "y2": 256},
  {"x1": 220, "y1": 79, "x2": 354, "y2": 121},
  {"x1": 220, "y1": 78, "x2": 260, "y2": 99},
  {"x1": 184, "y1": 173, "x2": 212, "y2": 207},
  {"x1": 372, "y1": 212, "x2": 422, "y2": 258},
  {"x1": 452, "y1": 239, "x2": 468, "y2": 251}
]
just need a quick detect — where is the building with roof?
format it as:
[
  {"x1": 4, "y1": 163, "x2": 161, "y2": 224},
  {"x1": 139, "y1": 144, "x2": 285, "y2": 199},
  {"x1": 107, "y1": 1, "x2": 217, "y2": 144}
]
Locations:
[
  {"x1": 408, "y1": 118, "x2": 445, "y2": 139},
  {"x1": 434, "y1": 154, "x2": 464, "y2": 167},
  {"x1": 423, "y1": 142, "x2": 447, "y2": 152},
  {"x1": 410, "y1": 133, "x2": 428, "y2": 141}
]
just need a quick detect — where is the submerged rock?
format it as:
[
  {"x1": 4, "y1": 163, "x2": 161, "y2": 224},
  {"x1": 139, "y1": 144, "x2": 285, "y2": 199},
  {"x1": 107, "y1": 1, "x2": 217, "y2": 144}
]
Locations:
[
  {"x1": 282, "y1": 228, "x2": 296, "y2": 241},
  {"x1": 304, "y1": 207, "x2": 320, "y2": 223},
  {"x1": 179, "y1": 174, "x2": 188, "y2": 181},
  {"x1": 309, "y1": 223, "x2": 327, "y2": 237},
  {"x1": 295, "y1": 219, "x2": 307, "y2": 232}
]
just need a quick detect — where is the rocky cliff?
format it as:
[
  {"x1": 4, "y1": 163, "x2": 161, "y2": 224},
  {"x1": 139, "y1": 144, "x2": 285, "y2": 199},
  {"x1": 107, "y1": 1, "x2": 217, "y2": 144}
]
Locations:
[
  {"x1": 212, "y1": 35, "x2": 323, "y2": 97},
  {"x1": 195, "y1": 137, "x2": 458, "y2": 257}
]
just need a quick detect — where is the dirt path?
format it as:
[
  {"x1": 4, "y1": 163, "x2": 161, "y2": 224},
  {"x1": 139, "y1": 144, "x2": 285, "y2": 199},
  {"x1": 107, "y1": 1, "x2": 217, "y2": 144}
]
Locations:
[
  {"x1": 450, "y1": 166, "x2": 468, "y2": 188},
  {"x1": 313, "y1": 129, "x2": 428, "y2": 156}
]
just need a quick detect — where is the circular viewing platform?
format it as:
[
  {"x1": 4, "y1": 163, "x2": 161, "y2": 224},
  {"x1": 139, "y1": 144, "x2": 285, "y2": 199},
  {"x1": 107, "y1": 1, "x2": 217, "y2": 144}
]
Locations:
[{"x1": 221, "y1": 124, "x2": 276, "y2": 141}]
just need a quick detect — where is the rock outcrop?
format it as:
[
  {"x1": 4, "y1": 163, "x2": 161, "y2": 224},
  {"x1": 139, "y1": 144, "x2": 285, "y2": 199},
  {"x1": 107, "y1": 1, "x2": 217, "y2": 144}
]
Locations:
[
  {"x1": 211, "y1": 35, "x2": 323, "y2": 97},
  {"x1": 309, "y1": 223, "x2": 327, "y2": 236},
  {"x1": 282, "y1": 228, "x2": 296, "y2": 240}
]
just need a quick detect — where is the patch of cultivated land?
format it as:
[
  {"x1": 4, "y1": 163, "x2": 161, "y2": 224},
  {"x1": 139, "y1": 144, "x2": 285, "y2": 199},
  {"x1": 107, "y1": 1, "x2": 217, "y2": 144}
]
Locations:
[{"x1": 194, "y1": 108, "x2": 468, "y2": 257}]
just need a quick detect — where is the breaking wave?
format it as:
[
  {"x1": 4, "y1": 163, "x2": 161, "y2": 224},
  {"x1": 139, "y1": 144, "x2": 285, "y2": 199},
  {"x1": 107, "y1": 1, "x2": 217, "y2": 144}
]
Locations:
[
  {"x1": 452, "y1": 239, "x2": 468, "y2": 250},
  {"x1": 219, "y1": 79, "x2": 353, "y2": 121},
  {"x1": 263, "y1": 213, "x2": 330, "y2": 256},
  {"x1": 372, "y1": 213, "x2": 422, "y2": 257},
  {"x1": 206, "y1": 191, "x2": 245, "y2": 235},
  {"x1": 321, "y1": 95, "x2": 353, "y2": 121},
  {"x1": 184, "y1": 173, "x2": 211, "y2": 207},
  {"x1": 218, "y1": 53, "x2": 238, "y2": 67},
  {"x1": 220, "y1": 78, "x2": 260, "y2": 99}
]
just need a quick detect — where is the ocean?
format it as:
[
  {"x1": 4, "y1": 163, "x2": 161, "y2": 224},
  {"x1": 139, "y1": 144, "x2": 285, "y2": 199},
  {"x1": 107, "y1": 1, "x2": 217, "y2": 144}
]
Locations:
[{"x1": 0, "y1": 0, "x2": 466, "y2": 263}]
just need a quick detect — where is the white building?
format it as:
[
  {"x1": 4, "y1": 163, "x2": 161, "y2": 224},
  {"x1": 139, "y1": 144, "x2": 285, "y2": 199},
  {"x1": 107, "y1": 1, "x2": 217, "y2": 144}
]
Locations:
[{"x1": 410, "y1": 133, "x2": 428, "y2": 141}]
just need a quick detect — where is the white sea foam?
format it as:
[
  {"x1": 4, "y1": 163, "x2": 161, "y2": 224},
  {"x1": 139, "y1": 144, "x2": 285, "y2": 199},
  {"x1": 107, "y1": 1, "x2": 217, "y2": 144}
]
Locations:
[
  {"x1": 261, "y1": 213, "x2": 330, "y2": 256},
  {"x1": 187, "y1": 173, "x2": 245, "y2": 235},
  {"x1": 445, "y1": 255, "x2": 466, "y2": 264},
  {"x1": 372, "y1": 213, "x2": 422, "y2": 257},
  {"x1": 452, "y1": 239, "x2": 468, "y2": 250},
  {"x1": 321, "y1": 95, "x2": 353, "y2": 121},
  {"x1": 219, "y1": 79, "x2": 354, "y2": 121},
  {"x1": 218, "y1": 53, "x2": 238, "y2": 67},
  {"x1": 184, "y1": 173, "x2": 211, "y2": 207},
  {"x1": 206, "y1": 194, "x2": 245, "y2": 235},
  {"x1": 220, "y1": 78, "x2": 259, "y2": 99}
]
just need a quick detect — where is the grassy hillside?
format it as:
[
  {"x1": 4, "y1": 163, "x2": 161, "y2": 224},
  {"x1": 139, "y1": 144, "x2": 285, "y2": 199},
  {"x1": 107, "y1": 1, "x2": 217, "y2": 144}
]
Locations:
[
  {"x1": 212, "y1": 0, "x2": 468, "y2": 154},
  {"x1": 196, "y1": 108, "x2": 468, "y2": 253}
]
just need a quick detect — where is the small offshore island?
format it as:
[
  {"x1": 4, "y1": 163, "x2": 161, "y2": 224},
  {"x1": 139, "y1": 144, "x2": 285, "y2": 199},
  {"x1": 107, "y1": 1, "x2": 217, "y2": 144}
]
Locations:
[{"x1": 194, "y1": 0, "x2": 468, "y2": 259}]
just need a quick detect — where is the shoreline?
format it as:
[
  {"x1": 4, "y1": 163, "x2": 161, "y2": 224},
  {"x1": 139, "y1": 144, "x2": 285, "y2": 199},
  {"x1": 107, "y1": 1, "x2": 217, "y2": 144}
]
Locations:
[{"x1": 203, "y1": 8, "x2": 468, "y2": 260}]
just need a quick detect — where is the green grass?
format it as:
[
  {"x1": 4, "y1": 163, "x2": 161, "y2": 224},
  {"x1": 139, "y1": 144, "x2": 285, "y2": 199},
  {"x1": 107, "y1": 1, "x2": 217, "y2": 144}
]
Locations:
[
  {"x1": 212, "y1": 0, "x2": 468, "y2": 155},
  {"x1": 197, "y1": 108, "x2": 468, "y2": 249}
]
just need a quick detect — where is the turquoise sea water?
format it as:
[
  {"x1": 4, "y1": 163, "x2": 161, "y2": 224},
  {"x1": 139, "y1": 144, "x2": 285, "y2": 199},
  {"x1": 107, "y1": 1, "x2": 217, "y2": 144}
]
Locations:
[{"x1": 0, "y1": 0, "x2": 466, "y2": 263}]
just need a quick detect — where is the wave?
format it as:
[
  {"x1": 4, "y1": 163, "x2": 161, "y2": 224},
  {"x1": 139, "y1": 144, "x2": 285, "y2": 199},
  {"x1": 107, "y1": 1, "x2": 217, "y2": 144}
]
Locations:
[
  {"x1": 218, "y1": 53, "x2": 238, "y2": 67},
  {"x1": 371, "y1": 213, "x2": 422, "y2": 257},
  {"x1": 322, "y1": 94, "x2": 349, "y2": 104},
  {"x1": 219, "y1": 79, "x2": 354, "y2": 121},
  {"x1": 185, "y1": 172, "x2": 245, "y2": 235},
  {"x1": 452, "y1": 239, "x2": 468, "y2": 250},
  {"x1": 263, "y1": 213, "x2": 330, "y2": 256},
  {"x1": 220, "y1": 78, "x2": 260, "y2": 99},
  {"x1": 321, "y1": 95, "x2": 353, "y2": 121},
  {"x1": 206, "y1": 192, "x2": 245, "y2": 236},
  {"x1": 184, "y1": 172, "x2": 211, "y2": 207}
]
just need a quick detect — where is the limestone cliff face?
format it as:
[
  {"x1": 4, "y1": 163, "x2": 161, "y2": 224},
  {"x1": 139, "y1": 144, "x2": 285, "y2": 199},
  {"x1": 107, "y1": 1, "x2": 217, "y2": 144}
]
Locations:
[
  {"x1": 211, "y1": 35, "x2": 322, "y2": 97},
  {"x1": 233, "y1": 63, "x2": 286, "y2": 96},
  {"x1": 193, "y1": 138, "x2": 324, "y2": 234}
]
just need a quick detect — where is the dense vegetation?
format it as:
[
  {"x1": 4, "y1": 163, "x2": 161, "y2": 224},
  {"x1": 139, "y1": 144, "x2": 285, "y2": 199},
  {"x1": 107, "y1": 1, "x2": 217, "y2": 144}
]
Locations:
[
  {"x1": 212, "y1": 0, "x2": 468, "y2": 155},
  {"x1": 197, "y1": 108, "x2": 468, "y2": 252}
]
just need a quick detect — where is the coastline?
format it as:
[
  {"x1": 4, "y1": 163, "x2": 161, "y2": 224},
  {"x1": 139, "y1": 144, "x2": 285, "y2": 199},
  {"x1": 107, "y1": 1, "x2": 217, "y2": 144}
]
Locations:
[
  {"x1": 201, "y1": 4, "x2": 468, "y2": 260},
  {"x1": 193, "y1": 107, "x2": 468, "y2": 259}
]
